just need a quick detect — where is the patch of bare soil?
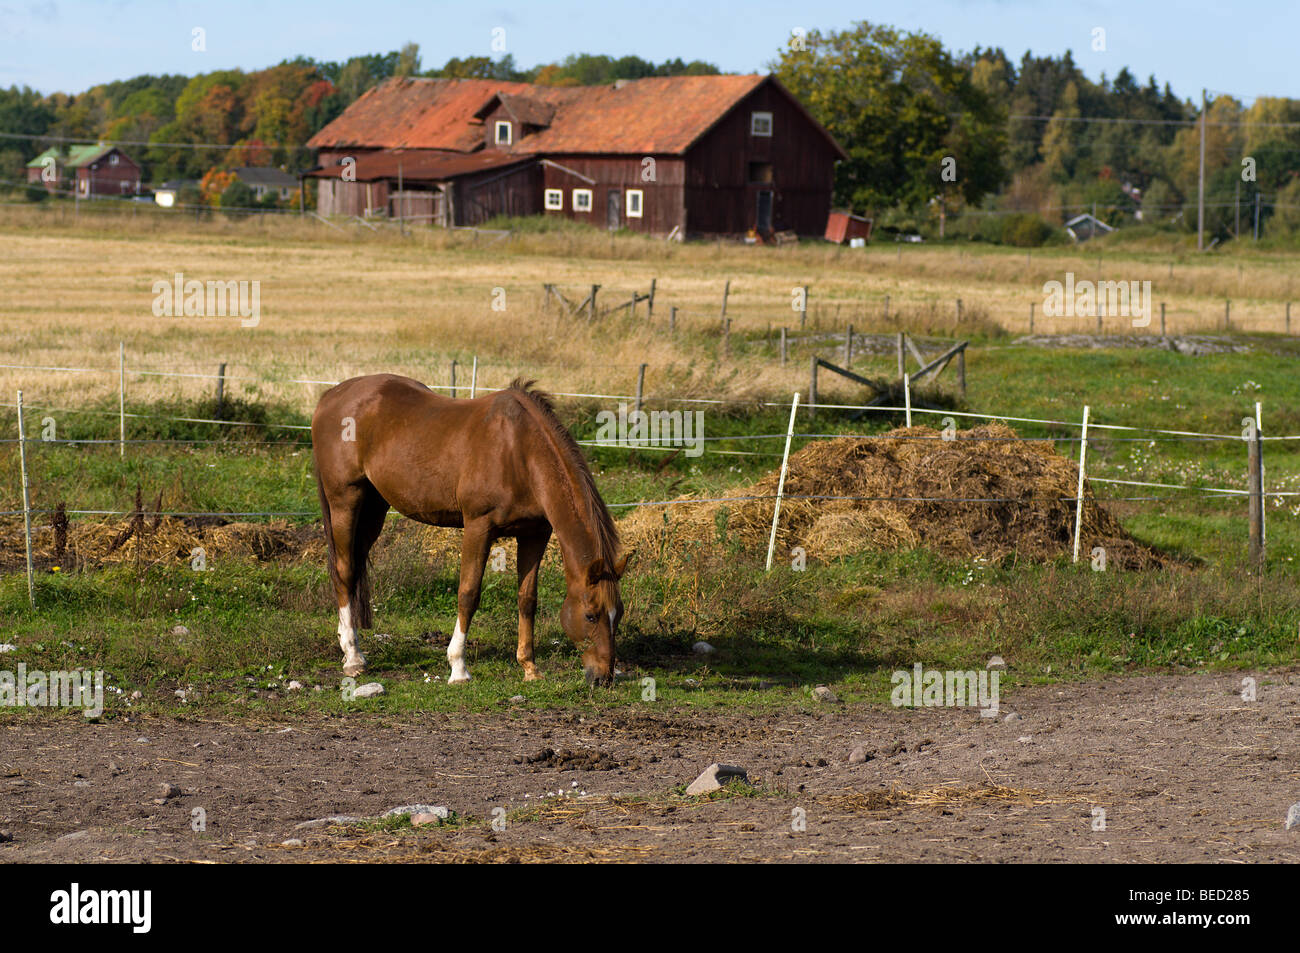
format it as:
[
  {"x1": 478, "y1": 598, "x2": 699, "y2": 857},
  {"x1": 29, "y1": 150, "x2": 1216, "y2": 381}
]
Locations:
[{"x1": 3, "y1": 671, "x2": 1299, "y2": 863}]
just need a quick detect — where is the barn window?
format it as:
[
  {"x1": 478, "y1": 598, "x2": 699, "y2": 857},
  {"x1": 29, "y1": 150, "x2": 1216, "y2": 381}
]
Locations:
[
  {"x1": 109, "y1": 153, "x2": 119, "y2": 166},
  {"x1": 495, "y1": 121, "x2": 512, "y2": 145},
  {"x1": 572, "y1": 189, "x2": 593, "y2": 212},
  {"x1": 751, "y1": 111, "x2": 773, "y2": 137},
  {"x1": 626, "y1": 189, "x2": 643, "y2": 218},
  {"x1": 544, "y1": 189, "x2": 563, "y2": 210}
]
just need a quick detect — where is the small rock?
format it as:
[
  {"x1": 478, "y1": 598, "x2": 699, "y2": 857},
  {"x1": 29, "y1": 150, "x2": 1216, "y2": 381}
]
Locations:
[
  {"x1": 692, "y1": 641, "x2": 715, "y2": 655},
  {"x1": 352, "y1": 682, "x2": 385, "y2": 699},
  {"x1": 170, "y1": 625, "x2": 190, "y2": 637},
  {"x1": 848, "y1": 746, "x2": 874, "y2": 764},
  {"x1": 57, "y1": 830, "x2": 89, "y2": 841},
  {"x1": 812, "y1": 685, "x2": 837, "y2": 703},
  {"x1": 135, "y1": 737, "x2": 150, "y2": 744},
  {"x1": 174, "y1": 689, "x2": 188, "y2": 700},
  {"x1": 280, "y1": 838, "x2": 304, "y2": 847},
  {"x1": 1286, "y1": 803, "x2": 1300, "y2": 831},
  {"x1": 287, "y1": 681, "x2": 303, "y2": 691},
  {"x1": 986, "y1": 655, "x2": 1007, "y2": 671},
  {"x1": 509, "y1": 695, "x2": 526, "y2": 705},
  {"x1": 1017, "y1": 735, "x2": 1033, "y2": 744},
  {"x1": 73, "y1": 780, "x2": 90, "y2": 788},
  {"x1": 159, "y1": 783, "x2": 181, "y2": 799},
  {"x1": 683, "y1": 678, "x2": 700, "y2": 688},
  {"x1": 130, "y1": 691, "x2": 142, "y2": 700},
  {"x1": 0, "y1": 830, "x2": 12, "y2": 843},
  {"x1": 0, "y1": 643, "x2": 15, "y2": 653},
  {"x1": 384, "y1": 804, "x2": 447, "y2": 819},
  {"x1": 410, "y1": 813, "x2": 444, "y2": 827},
  {"x1": 685, "y1": 763, "x2": 748, "y2": 796},
  {"x1": 1003, "y1": 712, "x2": 1022, "y2": 723}
]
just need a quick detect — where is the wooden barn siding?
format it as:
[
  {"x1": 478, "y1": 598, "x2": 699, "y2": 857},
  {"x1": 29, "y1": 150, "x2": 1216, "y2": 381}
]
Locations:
[
  {"x1": 684, "y1": 83, "x2": 838, "y2": 236},
  {"x1": 81, "y1": 157, "x2": 142, "y2": 197},
  {"x1": 453, "y1": 163, "x2": 542, "y2": 225},
  {"x1": 539, "y1": 155, "x2": 685, "y2": 234}
]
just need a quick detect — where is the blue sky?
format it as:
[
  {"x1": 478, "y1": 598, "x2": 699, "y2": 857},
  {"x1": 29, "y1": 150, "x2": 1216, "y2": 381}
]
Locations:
[{"x1": 2, "y1": 0, "x2": 1297, "y2": 102}]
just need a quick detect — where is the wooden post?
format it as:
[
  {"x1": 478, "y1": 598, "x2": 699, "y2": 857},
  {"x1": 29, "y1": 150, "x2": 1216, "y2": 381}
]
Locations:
[
  {"x1": 723, "y1": 317, "x2": 731, "y2": 354},
  {"x1": 470, "y1": 356, "x2": 478, "y2": 399},
  {"x1": 215, "y1": 362, "x2": 227, "y2": 419},
  {"x1": 896, "y1": 331, "x2": 905, "y2": 380},
  {"x1": 801, "y1": 286, "x2": 808, "y2": 329},
  {"x1": 450, "y1": 359, "x2": 457, "y2": 398},
  {"x1": 808, "y1": 355, "x2": 818, "y2": 421},
  {"x1": 720, "y1": 279, "x2": 730, "y2": 323},
  {"x1": 1029, "y1": 301, "x2": 1035, "y2": 334},
  {"x1": 955, "y1": 298, "x2": 962, "y2": 323},
  {"x1": 1160, "y1": 302, "x2": 1166, "y2": 336},
  {"x1": 1097, "y1": 309, "x2": 1103, "y2": 334},
  {"x1": 1287, "y1": 302, "x2": 1292, "y2": 334},
  {"x1": 1224, "y1": 299, "x2": 1230, "y2": 331},
  {"x1": 957, "y1": 348, "x2": 966, "y2": 397},
  {"x1": 845, "y1": 324, "x2": 854, "y2": 367},
  {"x1": 118, "y1": 341, "x2": 125, "y2": 458},
  {"x1": 883, "y1": 294, "x2": 890, "y2": 322},
  {"x1": 670, "y1": 306, "x2": 677, "y2": 334},
  {"x1": 634, "y1": 363, "x2": 647, "y2": 415},
  {"x1": 1072, "y1": 405, "x2": 1091, "y2": 564},
  {"x1": 765, "y1": 392, "x2": 801, "y2": 572},
  {"x1": 780, "y1": 327, "x2": 787, "y2": 365},
  {"x1": 1248, "y1": 415, "x2": 1264, "y2": 567},
  {"x1": 17, "y1": 390, "x2": 34, "y2": 608},
  {"x1": 647, "y1": 278, "x2": 656, "y2": 321},
  {"x1": 589, "y1": 284, "x2": 598, "y2": 321}
]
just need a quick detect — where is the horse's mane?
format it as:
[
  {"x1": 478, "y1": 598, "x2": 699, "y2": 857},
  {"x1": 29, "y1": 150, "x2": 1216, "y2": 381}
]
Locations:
[{"x1": 508, "y1": 378, "x2": 620, "y2": 571}]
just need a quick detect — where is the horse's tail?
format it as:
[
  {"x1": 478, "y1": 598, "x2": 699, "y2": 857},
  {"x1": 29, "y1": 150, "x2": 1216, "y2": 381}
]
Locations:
[{"x1": 315, "y1": 466, "x2": 374, "y2": 629}]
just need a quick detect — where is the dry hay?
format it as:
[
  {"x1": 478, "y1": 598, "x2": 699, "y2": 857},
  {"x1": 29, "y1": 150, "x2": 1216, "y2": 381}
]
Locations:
[{"x1": 619, "y1": 423, "x2": 1165, "y2": 568}]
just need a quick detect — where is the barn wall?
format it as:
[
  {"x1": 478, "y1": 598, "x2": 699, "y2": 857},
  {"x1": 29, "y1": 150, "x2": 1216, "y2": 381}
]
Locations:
[
  {"x1": 539, "y1": 155, "x2": 685, "y2": 235},
  {"x1": 83, "y1": 152, "x2": 142, "y2": 197},
  {"x1": 684, "y1": 81, "x2": 839, "y2": 236},
  {"x1": 453, "y1": 163, "x2": 543, "y2": 226}
]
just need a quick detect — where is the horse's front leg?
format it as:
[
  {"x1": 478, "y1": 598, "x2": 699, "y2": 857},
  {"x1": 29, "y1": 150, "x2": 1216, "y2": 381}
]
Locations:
[
  {"x1": 449, "y1": 519, "x2": 493, "y2": 683},
  {"x1": 515, "y1": 529, "x2": 551, "y2": 681}
]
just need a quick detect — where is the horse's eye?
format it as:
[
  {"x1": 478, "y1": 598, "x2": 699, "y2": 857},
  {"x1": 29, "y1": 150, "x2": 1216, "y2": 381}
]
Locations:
[{"x1": 584, "y1": 613, "x2": 597, "y2": 623}]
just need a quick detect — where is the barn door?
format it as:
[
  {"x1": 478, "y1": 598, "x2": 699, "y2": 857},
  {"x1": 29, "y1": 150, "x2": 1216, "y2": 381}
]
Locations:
[
  {"x1": 756, "y1": 190, "x2": 773, "y2": 232},
  {"x1": 607, "y1": 190, "x2": 621, "y2": 230}
]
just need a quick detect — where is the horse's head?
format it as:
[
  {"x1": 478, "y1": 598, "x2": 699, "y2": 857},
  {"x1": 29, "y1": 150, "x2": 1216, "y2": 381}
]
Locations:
[{"x1": 561, "y1": 553, "x2": 630, "y2": 687}]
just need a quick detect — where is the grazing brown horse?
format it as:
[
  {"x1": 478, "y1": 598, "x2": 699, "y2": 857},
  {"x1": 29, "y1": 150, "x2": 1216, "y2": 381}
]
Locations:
[{"x1": 312, "y1": 374, "x2": 628, "y2": 685}]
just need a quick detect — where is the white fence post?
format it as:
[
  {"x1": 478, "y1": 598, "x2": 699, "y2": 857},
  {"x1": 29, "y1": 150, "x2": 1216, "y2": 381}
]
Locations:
[
  {"x1": 1072, "y1": 405, "x2": 1091, "y2": 564},
  {"x1": 17, "y1": 390, "x2": 34, "y2": 608},
  {"x1": 470, "y1": 356, "x2": 478, "y2": 399},
  {"x1": 765, "y1": 392, "x2": 801, "y2": 572},
  {"x1": 118, "y1": 341, "x2": 126, "y2": 457},
  {"x1": 904, "y1": 373, "x2": 912, "y2": 427},
  {"x1": 1257, "y1": 401, "x2": 1265, "y2": 546}
]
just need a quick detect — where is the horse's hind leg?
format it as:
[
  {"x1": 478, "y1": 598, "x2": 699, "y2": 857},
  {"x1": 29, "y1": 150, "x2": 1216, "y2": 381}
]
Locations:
[
  {"x1": 448, "y1": 518, "x2": 493, "y2": 683},
  {"x1": 327, "y1": 484, "x2": 388, "y2": 676}
]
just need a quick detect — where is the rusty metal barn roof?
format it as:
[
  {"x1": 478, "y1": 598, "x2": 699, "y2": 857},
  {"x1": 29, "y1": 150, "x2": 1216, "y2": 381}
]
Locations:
[{"x1": 307, "y1": 74, "x2": 843, "y2": 158}]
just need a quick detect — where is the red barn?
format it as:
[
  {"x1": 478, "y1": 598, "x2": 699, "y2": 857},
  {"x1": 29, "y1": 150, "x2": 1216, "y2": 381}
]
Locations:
[
  {"x1": 306, "y1": 74, "x2": 845, "y2": 239},
  {"x1": 25, "y1": 144, "x2": 142, "y2": 197}
]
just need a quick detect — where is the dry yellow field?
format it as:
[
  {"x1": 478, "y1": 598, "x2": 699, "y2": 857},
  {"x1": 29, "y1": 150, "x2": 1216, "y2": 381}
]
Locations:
[{"x1": 1, "y1": 204, "x2": 1297, "y2": 416}]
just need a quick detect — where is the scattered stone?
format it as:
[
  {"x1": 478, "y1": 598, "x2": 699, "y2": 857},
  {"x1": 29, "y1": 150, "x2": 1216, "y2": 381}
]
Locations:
[
  {"x1": 1003, "y1": 712, "x2": 1021, "y2": 723},
  {"x1": 1286, "y1": 803, "x2": 1300, "y2": 831},
  {"x1": 410, "y1": 813, "x2": 444, "y2": 827},
  {"x1": 509, "y1": 695, "x2": 526, "y2": 705},
  {"x1": 0, "y1": 831, "x2": 12, "y2": 843},
  {"x1": 280, "y1": 838, "x2": 304, "y2": 847},
  {"x1": 352, "y1": 682, "x2": 385, "y2": 699},
  {"x1": 129, "y1": 691, "x2": 142, "y2": 700},
  {"x1": 686, "y1": 763, "x2": 748, "y2": 796},
  {"x1": 287, "y1": 681, "x2": 303, "y2": 691},
  {"x1": 294, "y1": 816, "x2": 362, "y2": 830},
  {"x1": 384, "y1": 804, "x2": 448, "y2": 819},
  {"x1": 135, "y1": 737, "x2": 150, "y2": 744},
  {"x1": 170, "y1": 625, "x2": 190, "y2": 637},
  {"x1": 73, "y1": 780, "x2": 90, "y2": 788},
  {"x1": 0, "y1": 644, "x2": 15, "y2": 653},
  {"x1": 986, "y1": 655, "x2": 1007, "y2": 671},
  {"x1": 174, "y1": 689, "x2": 188, "y2": 701},
  {"x1": 692, "y1": 641, "x2": 715, "y2": 655},
  {"x1": 1017, "y1": 735, "x2": 1033, "y2": 744},
  {"x1": 848, "y1": 746, "x2": 874, "y2": 764},
  {"x1": 57, "y1": 830, "x2": 89, "y2": 841},
  {"x1": 812, "y1": 685, "x2": 838, "y2": 703},
  {"x1": 159, "y1": 783, "x2": 181, "y2": 800}
]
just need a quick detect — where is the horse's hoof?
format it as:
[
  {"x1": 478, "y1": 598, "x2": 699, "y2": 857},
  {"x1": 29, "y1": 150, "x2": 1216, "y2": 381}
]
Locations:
[
  {"x1": 448, "y1": 672, "x2": 472, "y2": 684},
  {"x1": 343, "y1": 658, "x2": 367, "y2": 677},
  {"x1": 523, "y1": 669, "x2": 542, "y2": 681}
]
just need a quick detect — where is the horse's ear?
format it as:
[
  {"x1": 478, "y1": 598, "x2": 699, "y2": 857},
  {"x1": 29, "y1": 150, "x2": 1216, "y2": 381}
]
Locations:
[
  {"x1": 613, "y1": 551, "x2": 633, "y2": 578},
  {"x1": 585, "y1": 558, "x2": 605, "y2": 586}
]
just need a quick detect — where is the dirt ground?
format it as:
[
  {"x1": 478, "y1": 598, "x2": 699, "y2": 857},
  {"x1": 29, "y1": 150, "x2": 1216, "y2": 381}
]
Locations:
[{"x1": 3, "y1": 670, "x2": 1299, "y2": 863}]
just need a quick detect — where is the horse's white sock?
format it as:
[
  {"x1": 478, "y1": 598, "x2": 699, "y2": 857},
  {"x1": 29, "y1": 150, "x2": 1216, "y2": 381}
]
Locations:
[{"x1": 448, "y1": 620, "x2": 471, "y2": 683}]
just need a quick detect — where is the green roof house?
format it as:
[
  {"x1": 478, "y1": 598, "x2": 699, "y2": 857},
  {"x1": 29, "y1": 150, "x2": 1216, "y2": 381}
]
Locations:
[{"x1": 26, "y1": 143, "x2": 142, "y2": 198}]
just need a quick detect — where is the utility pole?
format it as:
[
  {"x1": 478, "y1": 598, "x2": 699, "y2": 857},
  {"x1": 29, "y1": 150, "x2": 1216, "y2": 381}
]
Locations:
[{"x1": 1197, "y1": 88, "x2": 1207, "y2": 251}]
